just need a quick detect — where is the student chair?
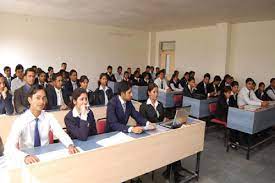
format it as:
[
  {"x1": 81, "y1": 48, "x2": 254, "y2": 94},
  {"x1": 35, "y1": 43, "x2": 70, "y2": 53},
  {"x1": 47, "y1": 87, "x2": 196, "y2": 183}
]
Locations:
[
  {"x1": 173, "y1": 94, "x2": 183, "y2": 107},
  {"x1": 208, "y1": 103, "x2": 228, "y2": 146},
  {"x1": 96, "y1": 118, "x2": 107, "y2": 134}
]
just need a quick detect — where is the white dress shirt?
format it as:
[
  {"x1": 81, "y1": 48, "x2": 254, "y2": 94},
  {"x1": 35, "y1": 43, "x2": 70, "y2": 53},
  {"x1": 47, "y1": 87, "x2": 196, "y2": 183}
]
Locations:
[
  {"x1": 266, "y1": 87, "x2": 275, "y2": 101},
  {"x1": 238, "y1": 87, "x2": 262, "y2": 107},
  {"x1": 118, "y1": 96, "x2": 149, "y2": 133},
  {"x1": 4, "y1": 110, "x2": 74, "y2": 163},
  {"x1": 11, "y1": 77, "x2": 25, "y2": 95},
  {"x1": 154, "y1": 78, "x2": 169, "y2": 91},
  {"x1": 71, "y1": 81, "x2": 78, "y2": 91},
  {"x1": 115, "y1": 73, "x2": 123, "y2": 82},
  {"x1": 99, "y1": 85, "x2": 109, "y2": 105},
  {"x1": 55, "y1": 87, "x2": 65, "y2": 106}
]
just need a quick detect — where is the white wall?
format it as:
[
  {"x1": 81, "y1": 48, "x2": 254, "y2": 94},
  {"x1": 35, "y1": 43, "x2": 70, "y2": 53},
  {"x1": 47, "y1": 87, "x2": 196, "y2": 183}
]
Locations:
[
  {"x1": 154, "y1": 20, "x2": 275, "y2": 86},
  {"x1": 229, "y1": 20, "x2": 275, "y2": 86},
  {"x1": 0, "y1": 13, "x2": 149, "y2": 89}
]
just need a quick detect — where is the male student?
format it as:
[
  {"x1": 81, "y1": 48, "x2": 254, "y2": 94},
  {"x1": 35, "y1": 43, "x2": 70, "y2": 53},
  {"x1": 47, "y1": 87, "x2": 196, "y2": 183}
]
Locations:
[
  {"x1": 229, "y1": 81, "x2": 239, "y2": 108},
  {"x1": 5, "y1": 85, "x2": 78, "y2": 164},
  {"x1": 106, "y1": 65, "x2": 116, "y2": 82},
  {"x1": 183, "y1": 77, "x2": 197, "y2": 98},
  {"x1": 14, "y1": 68, "x2": 37, "y2": 114},
  {"x1": 46, "y1": 73, "x2": 70, "y2": 110},
  {"x1": 46, "y1": 66, "x2": 54, "y2": 83},
  {"x1": 238, "y1": 78, "x2": 269, "y2": 107},
  {"x1": 106, "y1": 82, "x2": 156, "y2": 133},
  {"x1": 154, "y1": 69, "x2": 170, "y2": 92},
  {"x1": 4, "y1": 66, "x2": 14, "y2": 89},
  {"x1": 196, "y1": 73, "x2": 211, "y2": 98},
  {"x1": 265, "y1": 78, "x2": 275, "y2": 101},
  {"x1": 63, "y1": 69, "x2": 79, "y2": 98},
  {"x1": 60, "y1": 62, "x2": 69, "y2": 80},
  {"x1": 11, "y1": 64, "x2": 25, "y2": 95},
  {"x1": 0, "y1": 73, "x2": 14, "y2": 115},
  {"x1": 114, "y1": 66, "x2": 123, "y2": 82},
  {"x1": 208, "y1": 75, "x2": 222, "y2": 96},
  {"x1": 142, "y1": 65, "x2": 152, "y2": 80}
]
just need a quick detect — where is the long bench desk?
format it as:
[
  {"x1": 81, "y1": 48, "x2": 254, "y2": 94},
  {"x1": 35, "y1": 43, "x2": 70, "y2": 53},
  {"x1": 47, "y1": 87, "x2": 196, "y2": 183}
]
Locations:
[
  {"x1": 132, "y1": 85, "x2": 148, "y2": 101},
  {"x1": 158, "y1": 91, "x2": 183, "y2": 108},
  {"x1": 182, "y1": 96, "x2": 218, "y2": 118},
  {"x1": 1, "y1": 118, "x2": 205, "y2": 183},
  {"x1": 227, "y1": 104, "x2": 275, "y2": 159},
  {"x1": 0, "y1": 101, "x2": 141, "y2": 144}
]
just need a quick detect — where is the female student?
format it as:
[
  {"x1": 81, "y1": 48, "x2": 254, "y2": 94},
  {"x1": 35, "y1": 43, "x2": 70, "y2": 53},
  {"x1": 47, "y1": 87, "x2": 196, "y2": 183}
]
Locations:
[
  {"x1": 0, "y1": 73, "x2": 14, "y2": 115},
  {"x1": 64, "y1": 88, "x2": 97, "y2": 141},
  {"x1": 139, "y1": 83, "x2": 165, "y2": 123},
  {"x1": 79, "y1": 75, "x2": 94, "y2": 106},
  {"x1": 215, "y1": 86, "x2": 232, "y2": 122},
  {"x1": 139, "y1": 83, "x2": 183, "y2": 182},
  {"x1": 169, "y1": 73, "x2": 184, "y2": 91},
  {"x1": 5, "y1": 85, "x2": 78, "y2": 164},
  {"x1": 93, "y1": 73, "x2": 114, "y2": 106},
  {"x1": 255, "y1": 82, "x2": 267, "y2": 100}
]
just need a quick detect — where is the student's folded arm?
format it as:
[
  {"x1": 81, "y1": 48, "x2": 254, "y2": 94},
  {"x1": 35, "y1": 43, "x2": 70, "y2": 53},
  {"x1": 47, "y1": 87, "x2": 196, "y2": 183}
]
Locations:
[
  {"x1": 4, "y1": 119, "x2": 28, "y2": 163},
  {"x1": 130, "y1": 103, "x2": 147, "y2": 126},
  {"x1": 49, "y1": 114, "x2": 74, "y2": 147},
  {"x1": 64, "y1": 115, "x2": 90, "y2": 141},
  {"x1": 107, "y1": 102, "x2": 129, "y2": 133}
]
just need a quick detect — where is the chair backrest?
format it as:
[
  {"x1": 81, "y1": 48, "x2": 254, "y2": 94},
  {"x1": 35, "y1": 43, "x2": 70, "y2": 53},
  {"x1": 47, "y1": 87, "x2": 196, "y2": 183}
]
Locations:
[
  {"x1": 173, "y1": 94, "x2": 183, "y2": 107},
  {"x1": 97, "y1": 118, "x2": 107, "y2": 134},
  {"x1": 209, "y1": 103, "x2": 217, "y2": 114}
]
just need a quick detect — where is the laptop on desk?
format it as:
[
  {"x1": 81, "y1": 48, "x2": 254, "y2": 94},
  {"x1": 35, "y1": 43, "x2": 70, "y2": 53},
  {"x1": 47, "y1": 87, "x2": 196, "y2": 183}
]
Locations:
[{"x1": 159, "y1": 106, "x2": 191, "y2": 129}]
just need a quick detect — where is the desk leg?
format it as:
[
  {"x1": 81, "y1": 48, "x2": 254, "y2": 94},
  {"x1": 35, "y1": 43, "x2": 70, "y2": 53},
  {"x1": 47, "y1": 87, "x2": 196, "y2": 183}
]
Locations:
[
  {"x1": 196, "y1": 152, "x2": 201, "y2": 181},
  {"x1": 246, "y1": 135, "x2": 251, "y2": 160},
  {"x1": 169, "y1": 164, "x2": 175, "y2": 183}
]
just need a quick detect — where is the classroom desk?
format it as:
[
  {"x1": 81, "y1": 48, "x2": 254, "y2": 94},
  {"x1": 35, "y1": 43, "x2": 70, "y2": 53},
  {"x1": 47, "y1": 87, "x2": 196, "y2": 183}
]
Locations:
[
  {"x1": 0, "y1": 101, "x2": 141, "y2": 144},
  {"x1": 4, "y1": 118, "x2": 205, "y2": 183},
  {"x1": 108, "y1": 81, "x2": 121, "y2": 94},
  {"x1": 226, "y1": 104, "x2": 275, "y2": 160},
  {"x1": 132, "y1": 85, "x2": 148, "y2": 101},
  {"x1": 182, "y1": 96, "x2": 218, "y2": 118},
  {"x1": 158, "y1": 91, "x2": 183, "y2": 108}
]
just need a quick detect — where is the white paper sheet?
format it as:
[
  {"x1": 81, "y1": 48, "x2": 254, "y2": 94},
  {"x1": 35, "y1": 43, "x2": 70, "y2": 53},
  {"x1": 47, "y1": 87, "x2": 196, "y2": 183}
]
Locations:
[
  {"x1": 37, "y1": 146, "x2": 83, "y2": 162},
  {"x1": 96, "y1": 132, "x2": 134, "y2": 147}
]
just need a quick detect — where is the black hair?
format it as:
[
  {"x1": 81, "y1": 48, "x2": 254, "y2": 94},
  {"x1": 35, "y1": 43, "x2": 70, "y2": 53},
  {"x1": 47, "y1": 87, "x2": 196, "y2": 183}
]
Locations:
[
  {"x1": 15, "y1": 64, "x2": 24, "y2": 72},
  {"x1": 98, "y1": 73, "x2": 108, "y2": 87},
  {"x1": 124, "y1": 71, "x2": 129, "y2": 75},
  {"x1": 28, "y1": 85, "x2": 46, "y2": 98},
  {"x1": 107, "y1": 65, "x2": 112, "y2": 70},
  {"x1": 188, "y1": 77, "x2": 195, "y2": 82},
  {"x1": 246, "y1": 78, "x2": 254, "y2": 84},
  {"x1": 31, "y1": 65, "x2": 37, "y2": 69},
  {"x1": 147, "y1": 83, "x2": 158, "y2": 95},
  {"x1": 62, "y1": 62, "x2": 67, "y2": 65},
  {"x1": 4, "y1": 66, "x2": 11, "y2": 72},
  {"x1": 231, "y1": 81, "x2": 239, "y2": 87},
  {"x1": 48, "y1": 66, "x2": 53, "y2": 72},
  {"x1": 204, "y1": 73, "x2": 211, "y2": 79},
  {"x1": 213, "y1": 75, "x2": 221, "y2": 82},
  {"x1": 52, "y1": 73, "x2": 62, "y2": 81},
  {"x1": 79, "y1": 75, "x2": 89, "y2": 83},
  {"x1": 24, "y1": 68, "x2": 36, "y2": 76},
  {"x1": 270, "y1": 78, "x2": 275, "y2": 83},
  {"x1": 117, "y1": 66, "x2": 122, "y2": 70},
  {"x1": 159, "y1": 69, "x2": 165, "y2": 74},
  {"x1": 258, "y1": 82, "x2": 265, "y2": 87},
  {"x1": 146, "y1": 65, "x2": 150, "y2": 69},
  {"x1": 71, "y1": 88, "x2": 88, "y2": 108},
  {"x1": 69, "y1": 69, "x2": 77, "y2": 76},
  {"x1": 184, "y1": 72, "x2": 189, "y2": 76},
  {"x1": 38, "y1": 71, "x2": 46, "y2": 77},
  {"x1": 224, "y1": 74, "x2": 231, "y2": 80},
  {"x1": 118, "y1": 82, "x2": 131, "y2": 95},
  {"x1": 189, "y1": 71, "x2": 195, "y2": 75},
  {"x1": 223, "y1": 86, "x2": 232, "y2": 93}
]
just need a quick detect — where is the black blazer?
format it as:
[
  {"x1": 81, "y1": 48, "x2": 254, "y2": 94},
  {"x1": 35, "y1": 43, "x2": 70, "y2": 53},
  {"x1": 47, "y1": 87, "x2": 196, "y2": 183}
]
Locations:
[
  {"x1": 139, "y1": 78, "x2": 152, "y2": 86},
  {"x1": 215, "y1": 95, "x2": 229, "y2": 122},
  {"x1": 255, "y1": 89, "x2": 267, "y2": 101},
  {"x1": 179, "y1": 78, "x2": 188, "y2": 88},
  {"x1": 87, "y1": 90, "x2": 94, "y2": 106},
  {"x1": 196, "y1": 81, "x2": 210, "y2": 97},
  {"x1": 45, "y1": 85, "x2": 70, "y2": 110},
  {"x1": 63, "y1": 80, "x2": 80, "y2": 97},
  {"x1": 0, "y1": 93, "x2": 14, "y2": 115},
  {"x1": 131, "y1": 78, "x2": 141, "y2": 86},
  {"x1": 139, "y1": 101, "x2": 165, "y2": 123},
  {"x1": 106, "y1": 73, "x2": 116, "y2": 82},
  {"x1": 106, "y1": 95, "x2": 147, "y2": 133},
  {"x1": 229, "y1": 94, "x2": 238, "y2": 108},
  {"x1": 64, "y1": 110, "x2": 97, "y2": 141},
  {"x1": 208, "y1": 82, "x2": 220, "y2": 94},
  {"x1": 93, "y1": 87, "x2": 113, "y2": 106},
  {"x1": 183, "y1": 86, "x2": 195, "y2": 98}
]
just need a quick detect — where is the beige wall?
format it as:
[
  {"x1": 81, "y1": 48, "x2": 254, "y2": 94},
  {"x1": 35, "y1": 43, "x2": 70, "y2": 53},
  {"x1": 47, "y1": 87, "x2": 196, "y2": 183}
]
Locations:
[
  {"x1": 153, "y1": 20, "x2": 275, "y2": 86},
  {"x1": 0, "y1": 13, "x2": 149, "y2": 89}
]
